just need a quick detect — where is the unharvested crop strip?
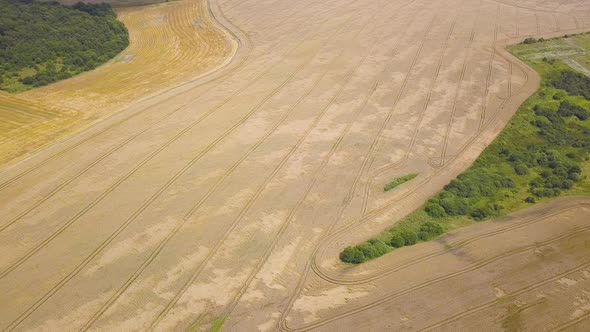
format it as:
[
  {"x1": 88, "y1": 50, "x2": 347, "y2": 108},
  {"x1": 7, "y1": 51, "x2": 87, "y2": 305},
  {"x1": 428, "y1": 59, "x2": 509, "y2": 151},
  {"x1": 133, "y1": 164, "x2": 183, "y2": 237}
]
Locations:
[
  {"x1": 363, "y1": 2, "x2": 471, "y2": 211},
  {"x1": 0, "y1": 3, "x2": 246, "y2": 192},
  {"x1": 276, "y1": 6, "x2": 436, "y2": 320},
  {"x1": 488, "y1": 0, "x2": 573, "y2": 15},
  {"x1": 279, "y1": 2, "x2": 478, "y2": 327}
]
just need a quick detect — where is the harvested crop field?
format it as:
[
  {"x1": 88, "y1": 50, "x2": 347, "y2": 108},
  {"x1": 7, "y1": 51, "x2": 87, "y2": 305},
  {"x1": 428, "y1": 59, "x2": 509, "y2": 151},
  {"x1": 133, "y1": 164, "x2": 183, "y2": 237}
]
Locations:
[
  {"x1": 0, "y1": 0, "x2": 235, "y2": 167},
  {"x1": 1, "y1": 0, "x2": 590, "y2": 330}
]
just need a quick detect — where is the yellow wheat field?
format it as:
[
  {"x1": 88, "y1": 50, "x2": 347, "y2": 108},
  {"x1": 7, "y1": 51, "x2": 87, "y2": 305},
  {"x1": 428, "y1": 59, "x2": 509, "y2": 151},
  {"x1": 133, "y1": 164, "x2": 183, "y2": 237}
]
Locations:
[{"x1": 0, "y1": 0, "x2": 235, "y2": 167}]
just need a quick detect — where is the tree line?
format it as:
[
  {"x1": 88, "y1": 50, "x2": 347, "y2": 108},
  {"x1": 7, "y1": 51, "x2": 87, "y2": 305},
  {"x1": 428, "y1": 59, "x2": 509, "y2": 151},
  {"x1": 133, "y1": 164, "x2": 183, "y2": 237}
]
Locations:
[{"x1": 0, "y1": 0, "x2": 129, "y2": 91}]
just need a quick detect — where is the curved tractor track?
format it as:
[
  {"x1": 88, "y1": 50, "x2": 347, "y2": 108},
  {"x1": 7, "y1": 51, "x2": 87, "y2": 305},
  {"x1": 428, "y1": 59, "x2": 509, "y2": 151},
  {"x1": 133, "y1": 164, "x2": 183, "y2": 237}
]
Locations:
[
  {"x1": 0, "y1": 0, "x2": 238, "y2": 169},
  {"x1": 1, "y1": 0, "x2": 590, "y2": 330}
]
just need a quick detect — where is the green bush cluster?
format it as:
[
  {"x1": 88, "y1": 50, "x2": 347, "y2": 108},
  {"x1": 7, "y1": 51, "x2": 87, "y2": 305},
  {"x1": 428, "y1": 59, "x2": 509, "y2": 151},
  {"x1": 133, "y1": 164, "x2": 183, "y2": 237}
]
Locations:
[
  {"x1": 422, "y1": 168, "x2": 512, "y2": 221},
  {"x1": 550, "y1": 71, "x2": 590, "y2": 100},
  {"x1": 0, "y1": 0, "x2": 129, "y2": 91},
  {"x1": 384, "y1": 173, "x2": 418, "y2": 191},
  {"x1": 339, "y1": 222, "x2": 443, "y2": 264},
  {"x1": 522, "y1": 37, "x2": 546, "y2": 44},
  {"x1": 501, "y1": 102, "x2": 588, "y2": 197},
  {"x1": 557, "y1": 100, "x2": 589, "y2": 120}
]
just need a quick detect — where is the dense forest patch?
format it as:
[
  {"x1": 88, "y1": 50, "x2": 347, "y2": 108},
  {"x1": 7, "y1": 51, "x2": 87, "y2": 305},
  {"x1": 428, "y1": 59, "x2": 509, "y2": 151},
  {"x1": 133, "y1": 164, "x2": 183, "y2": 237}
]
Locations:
[
  {"x1": 340, "y1": 33, "x2": 590, "y2": 264},
  {"x1": 0, "y1": 0, "x2": 129, "y2": 92}
]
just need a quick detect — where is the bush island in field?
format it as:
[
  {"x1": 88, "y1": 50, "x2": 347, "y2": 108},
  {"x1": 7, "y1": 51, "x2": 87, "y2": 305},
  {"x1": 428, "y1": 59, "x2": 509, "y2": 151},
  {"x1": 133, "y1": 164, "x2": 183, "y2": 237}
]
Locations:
[
  {"x1": 340, "y1": 35, "x2": 590, "y2": 264},
  {"x1": 0, "y1": 0, "x2": 129, "y2": 92},
  {"x1": 340, "y1": 222, "x2": 444, "y2": 264}
]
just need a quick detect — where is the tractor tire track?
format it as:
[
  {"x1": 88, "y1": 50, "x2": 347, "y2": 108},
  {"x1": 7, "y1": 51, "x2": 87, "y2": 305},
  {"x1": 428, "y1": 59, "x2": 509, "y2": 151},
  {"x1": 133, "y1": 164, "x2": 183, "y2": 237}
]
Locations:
[
  {"x1": 0, "y1": 3, "x2": 358, "y2": 281},
  {"x1": 312, "y1": 202, "x2": 590, "y2": 285},
  {"x1": 0, "y1": 0, "x2": 363, "y2": 234},
  {"x1": 281, "y1": 221, "x2": 590, "y2": 331},
  {"x1": 1, "y1": 9, "x2": 365, "y2": 331},
  {"x1": 420, "y1": 261, "x2": 590, "y2": 331},
  {"x1": 146, "y1": 1, "x2": 422, "y2": 328},
  {"x1": 77, "y1": 1, "x2": 392, "y2": 326},
  {"x1": 355, "y1": 9, "x2": 441, "y2": 215},
  {"x1": 0, "y1": 0, "x2": 353, "y2": 195},
  {"x1": 223, "y1": 0, "x2": 457, "y2": 326}
]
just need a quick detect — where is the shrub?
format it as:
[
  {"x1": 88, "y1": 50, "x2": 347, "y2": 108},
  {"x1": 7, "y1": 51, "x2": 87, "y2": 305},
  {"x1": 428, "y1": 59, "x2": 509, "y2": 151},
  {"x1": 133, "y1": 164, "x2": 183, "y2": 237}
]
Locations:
[
  {"x1": 439, "y1": 196, "x2": 469, "y2": 216},
  {"x1": 514, "y1": 163, "x2": 528, "y2": 175},
  {"x1": 425, "y1": 203, "x2": 446, "y2": 218},
  {"x1": 550, "y1": 71, "x2": 590, "y2": 100},
  {"x1": 400, "y1": 230, "x2": 418, "y2": 245},
  {"x1": 367, "y1": 239, "x2": 389, "y2": 256},
  {"x1": 470, "y1": 205, "x2": 496, "y2": 221},
  {"x1": 444, "y1": 169, "x2": 514, "y2": 198},
  {"x1": 417, "y1": 231, "x2": 430, "y2": 241},
  {"x1": 420, "y1": 222, "x2": 444, "y2": 237},
  {"x1": 340, "y1": 240, "x2": 391, "y2": 264},
  {"x1": 531, "y1": 187, "x2": 560, "y2": 197},
  {"x1": 522, "y1": 37, "x2": 538, "y2": 44},
  {"x1": 358, "y1": 242, "x2": 377, "y2": 258},
  {"x1": 340, "y1": 246, "x2": 365, "y2": 264},
  {"x1": 557, "y1": 101, "x2": 589, "y2": 120},
  {"x1": 389, "y1": 233, "x2": 406, "y2": 248}
]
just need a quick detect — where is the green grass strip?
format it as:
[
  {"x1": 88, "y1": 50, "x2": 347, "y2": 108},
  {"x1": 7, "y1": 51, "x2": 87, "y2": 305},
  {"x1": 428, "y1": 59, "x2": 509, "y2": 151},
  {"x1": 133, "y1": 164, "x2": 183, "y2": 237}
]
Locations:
[{"x1": 384, "y1": 173, "x2": 418, "y2": 192}]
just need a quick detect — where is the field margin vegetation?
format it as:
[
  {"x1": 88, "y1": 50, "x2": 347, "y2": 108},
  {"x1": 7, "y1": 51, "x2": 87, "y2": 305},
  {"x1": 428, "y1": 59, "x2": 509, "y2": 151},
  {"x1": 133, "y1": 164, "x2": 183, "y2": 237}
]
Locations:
[{"x1": 340, "y1": 32, "x2": 590, "y2": 264}]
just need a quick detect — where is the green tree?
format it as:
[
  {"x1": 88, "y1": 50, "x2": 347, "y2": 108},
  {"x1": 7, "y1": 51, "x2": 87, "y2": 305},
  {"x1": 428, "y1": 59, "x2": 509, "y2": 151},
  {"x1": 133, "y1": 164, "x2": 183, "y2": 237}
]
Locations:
[
  {"x1": 0, "y1": 0, "x2": 129, "y2": 91},
  {"x1": 340, "y1": 246, "x2": 365, "y2": 264},
  {"x1": 389, "y1": 233, "x2": 406, "y2": 248},
  {"x1": 400, "y1": 230, "x2": 418, "y2": 245}
]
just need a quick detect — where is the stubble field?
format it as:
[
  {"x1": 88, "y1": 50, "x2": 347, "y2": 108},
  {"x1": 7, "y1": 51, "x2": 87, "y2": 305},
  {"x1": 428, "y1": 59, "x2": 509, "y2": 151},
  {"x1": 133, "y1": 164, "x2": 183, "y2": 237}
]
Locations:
[{"x1": 1, "y1": 0, "x2": 590, "y2": 330}]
